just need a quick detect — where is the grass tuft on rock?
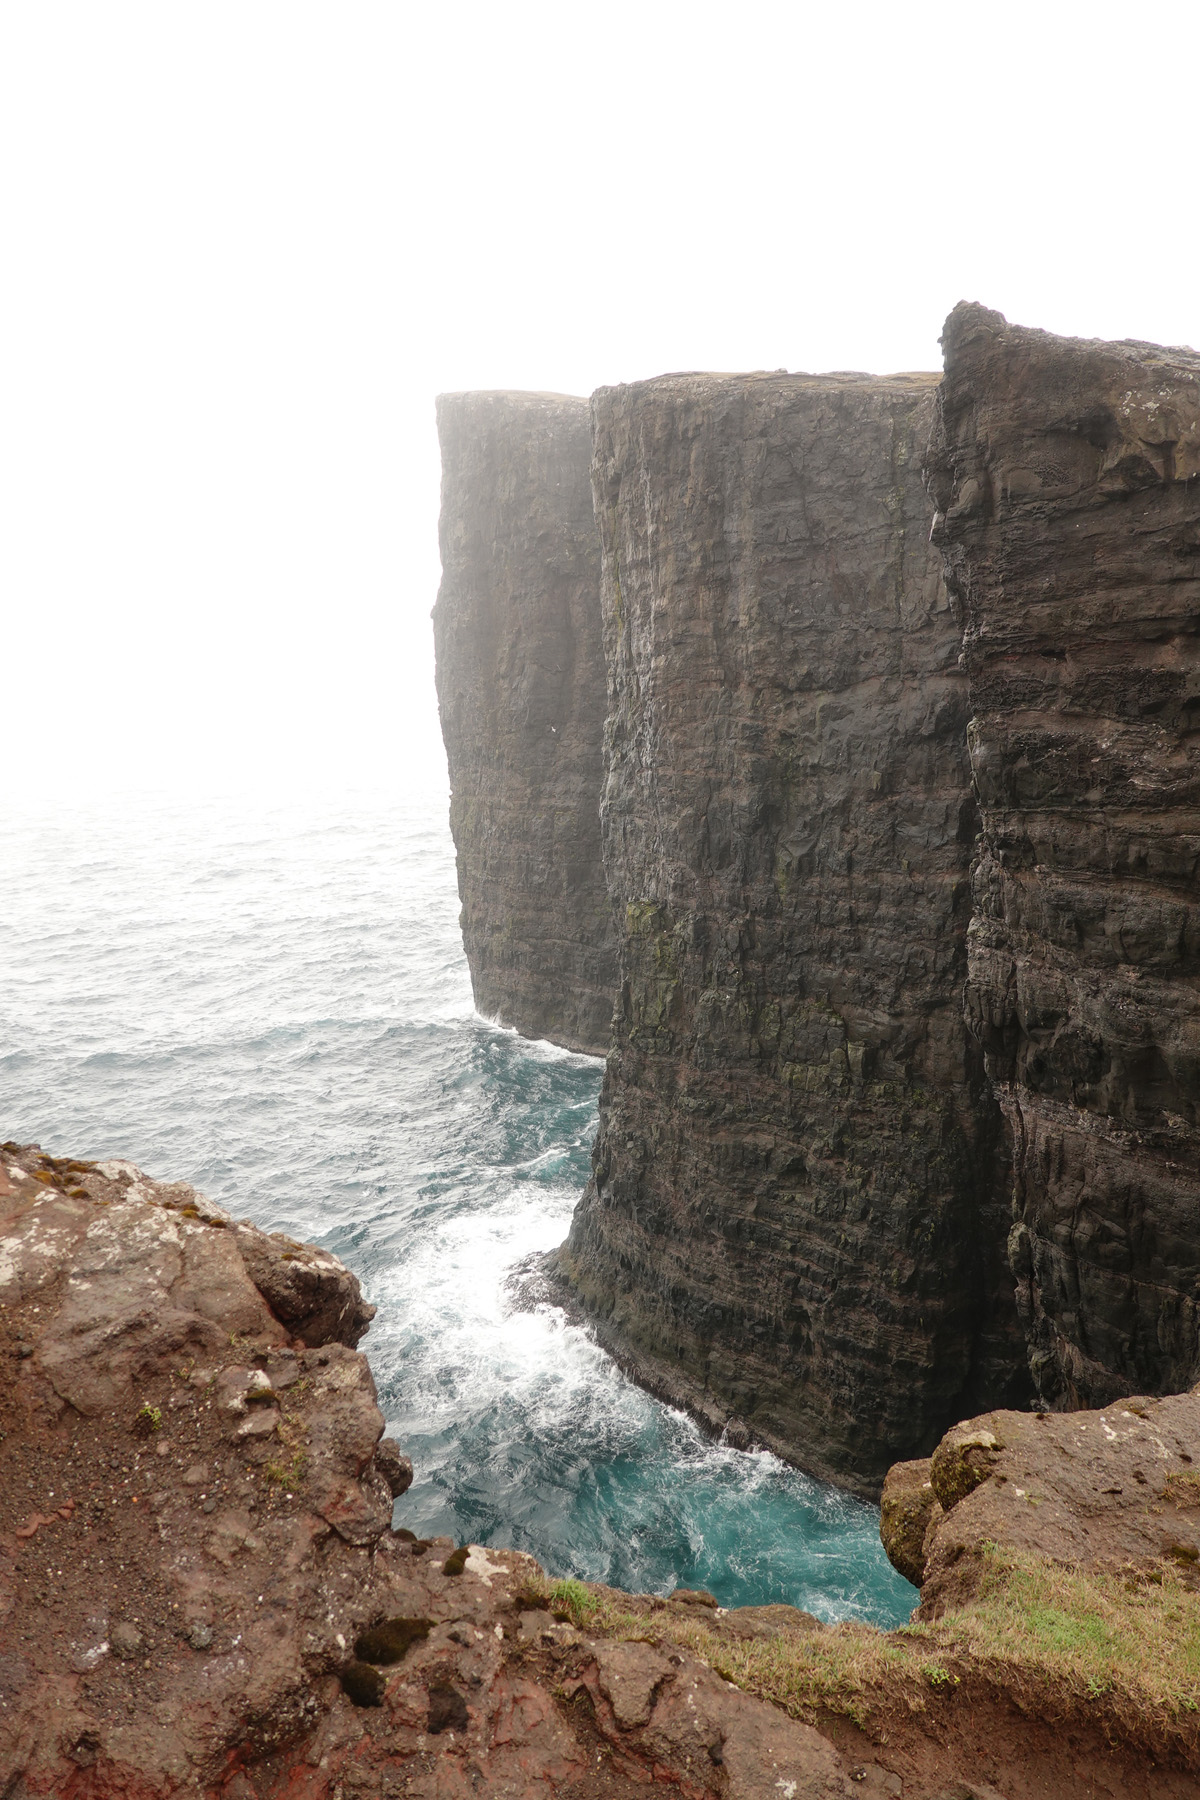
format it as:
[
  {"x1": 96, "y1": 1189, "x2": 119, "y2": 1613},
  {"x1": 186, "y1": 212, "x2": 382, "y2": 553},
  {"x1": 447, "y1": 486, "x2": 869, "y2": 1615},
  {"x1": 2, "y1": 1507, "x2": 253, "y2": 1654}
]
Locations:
[{"x1": 528, "y1": 1547, "x2": 1200, "y2": 1757}]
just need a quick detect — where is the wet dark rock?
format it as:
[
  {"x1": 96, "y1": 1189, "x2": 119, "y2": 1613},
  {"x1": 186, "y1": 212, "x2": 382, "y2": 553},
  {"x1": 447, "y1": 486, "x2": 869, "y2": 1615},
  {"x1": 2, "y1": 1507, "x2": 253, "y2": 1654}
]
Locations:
[
  {"x1": 340, "y1": 1659, "x2": 386, "y2": 1707},
  {"x1": 354, "y1": 1617, "x2": 433, "y2": 1665},
  {"x1": 374, "y1": 1435, "x2": 413, "y2": 1498},
  {"x1": 434, "y1": 390, "x2": 617, "y2": 1055},
  {"x1": 231, "y1": 1222, "x2": 375, "y2": 1348}
]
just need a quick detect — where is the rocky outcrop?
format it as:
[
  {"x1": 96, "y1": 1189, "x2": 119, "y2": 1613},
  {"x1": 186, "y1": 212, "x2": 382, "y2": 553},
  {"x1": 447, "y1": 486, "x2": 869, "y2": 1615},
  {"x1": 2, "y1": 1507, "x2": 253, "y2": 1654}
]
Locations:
[
  {"x1": 927, "y1": 306, "x2": 1200, "y2": 1411},
  {"x1": 0, "y1": 1142, "x2": 890, "y2": 1797},
  {"x1": 882, "y1": 1385, "x2": 1200, "y2": 1619},
  {"x1": 552, "y1": 370, "x2": 1029, "y2": 1497},
  {"x1": 9, "y1": 1142, "x2": 1200, "y2": 1796},
  {"x1": 0, "y1": 1143, "x2": 409, "y2": 1795},
  {"x1": 434, "y1": 391, "x2": 617, "y2": 1055}
]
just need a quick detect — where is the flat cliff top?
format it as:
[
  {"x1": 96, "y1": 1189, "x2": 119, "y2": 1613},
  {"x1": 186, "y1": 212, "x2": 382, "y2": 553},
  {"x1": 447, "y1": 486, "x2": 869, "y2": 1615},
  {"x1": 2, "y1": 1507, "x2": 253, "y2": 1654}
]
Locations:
[
  {"x1": 943, "y1": 299, "x2": 1200, "y2": 375},
  {"x1": 593, "y1": 367, "x2": 942, "y2": 405},
  {"x1": 436, "y1": 388, "x2": 589, "y2": 412}
]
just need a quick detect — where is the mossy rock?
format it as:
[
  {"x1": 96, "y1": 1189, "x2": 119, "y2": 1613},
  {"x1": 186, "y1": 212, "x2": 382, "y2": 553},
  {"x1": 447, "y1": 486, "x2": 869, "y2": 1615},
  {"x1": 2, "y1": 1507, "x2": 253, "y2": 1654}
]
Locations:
[
  {"x1": 340, "y1": 1660, "x2": 386, "y2": 1706},
  {"x1": 354, "y1": 1616, "x2": 434, "y2": 1665},
  {"x1": 931, "y1": 1426, "x2": 1004, "y2": 1512},
  {"x1": 395, "y1": 1528, "x2": 434, "y2": 1555}
]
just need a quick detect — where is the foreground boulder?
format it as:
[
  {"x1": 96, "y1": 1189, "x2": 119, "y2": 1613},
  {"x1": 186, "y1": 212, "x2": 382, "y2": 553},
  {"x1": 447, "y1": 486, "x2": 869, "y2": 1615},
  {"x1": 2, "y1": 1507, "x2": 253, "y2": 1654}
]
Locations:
[
  {"x1": 927, "y1": 305, "x2": 1200, "y2": 1410},
  {"x1": 433, "y1": 390, "x2": 617, "y2": 1056},
  {"x1": 882, "y1": 1387, "x2": 1200, "y2": 1618},
  {"x1": 552, "y1": 368, "x2": 1027, "y2": 1496}
]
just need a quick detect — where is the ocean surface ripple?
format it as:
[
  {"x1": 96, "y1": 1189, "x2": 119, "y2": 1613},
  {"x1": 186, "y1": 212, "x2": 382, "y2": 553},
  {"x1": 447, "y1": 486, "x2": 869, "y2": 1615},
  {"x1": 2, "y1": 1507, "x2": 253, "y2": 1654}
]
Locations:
[{"x1": 0, "y1": 790, "x2": 915, "y2": 1625}]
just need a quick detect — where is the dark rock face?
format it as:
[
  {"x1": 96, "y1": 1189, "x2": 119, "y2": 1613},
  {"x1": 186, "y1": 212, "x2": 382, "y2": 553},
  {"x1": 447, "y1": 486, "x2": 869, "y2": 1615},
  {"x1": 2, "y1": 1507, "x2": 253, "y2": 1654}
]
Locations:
[
  {"x1": 927, "y1": 306, "x2": 1200, "y2": 1411},
  {"x1": 433, "y1": 391, "x2": 617, "y2": 1055},
  {"x1": 554, "y1": 371, "x2": 1028, "y2": 1497}
]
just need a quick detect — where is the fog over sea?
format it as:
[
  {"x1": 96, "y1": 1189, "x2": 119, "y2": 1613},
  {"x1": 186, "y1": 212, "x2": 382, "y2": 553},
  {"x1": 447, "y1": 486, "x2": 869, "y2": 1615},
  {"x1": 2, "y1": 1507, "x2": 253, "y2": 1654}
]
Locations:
[{"x1": 0, "y1": 788, "x2": 915, "y2": 1626}]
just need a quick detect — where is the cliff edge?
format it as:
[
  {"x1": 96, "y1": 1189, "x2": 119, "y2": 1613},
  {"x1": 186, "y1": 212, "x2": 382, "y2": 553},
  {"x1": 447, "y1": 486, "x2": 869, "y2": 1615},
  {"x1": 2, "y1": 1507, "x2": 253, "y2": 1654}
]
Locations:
[{"x1": 433, "y1": 390, "x2": 617, "y2": 1056}]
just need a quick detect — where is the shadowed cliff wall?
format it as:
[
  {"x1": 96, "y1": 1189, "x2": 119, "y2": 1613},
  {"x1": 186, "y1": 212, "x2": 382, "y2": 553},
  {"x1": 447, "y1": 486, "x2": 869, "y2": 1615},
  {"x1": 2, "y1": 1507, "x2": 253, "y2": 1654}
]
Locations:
[
  {"x1": 927, "y1": 305, "x2": 1200, "y2": 1410},
  {"x1": 434, "y1": 391, "x2": 617, "y2": 1056},
  {"x1": 554, "y1": 370, "x2": 1029, "y2": 1497}
]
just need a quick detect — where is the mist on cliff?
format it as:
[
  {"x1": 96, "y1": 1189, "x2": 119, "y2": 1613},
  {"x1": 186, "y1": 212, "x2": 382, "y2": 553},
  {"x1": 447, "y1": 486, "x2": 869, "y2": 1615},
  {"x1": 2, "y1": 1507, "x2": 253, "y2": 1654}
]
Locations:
[{"x1": 2, "y1": 0, "x2": 1197, "y2": 803}]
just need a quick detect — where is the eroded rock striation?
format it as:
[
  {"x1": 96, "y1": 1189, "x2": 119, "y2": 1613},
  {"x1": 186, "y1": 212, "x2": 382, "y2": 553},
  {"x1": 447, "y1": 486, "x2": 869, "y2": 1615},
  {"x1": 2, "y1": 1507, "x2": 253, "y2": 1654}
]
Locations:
[
  {"x1": 434, "y1": 391, "x2": 617, "y2": 1055},
  {"x1": 551, "y1": 370, "x2": 1028, "y2": 1497},
  {"x1": 927, "y1": 306, "x2": 1200, "y2": 1411}
]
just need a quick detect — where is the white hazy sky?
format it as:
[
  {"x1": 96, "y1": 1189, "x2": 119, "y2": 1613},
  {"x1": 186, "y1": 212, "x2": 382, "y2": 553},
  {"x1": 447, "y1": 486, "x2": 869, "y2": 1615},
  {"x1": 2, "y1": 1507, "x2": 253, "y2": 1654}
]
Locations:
[{"x1": 4, "y1": 2, "x2": 1198, "y2": 802}]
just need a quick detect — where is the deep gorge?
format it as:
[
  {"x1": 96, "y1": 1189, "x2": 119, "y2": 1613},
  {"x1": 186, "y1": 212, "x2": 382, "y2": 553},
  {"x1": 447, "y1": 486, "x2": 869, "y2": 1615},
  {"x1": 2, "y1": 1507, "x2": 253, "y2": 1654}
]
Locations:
[{"x1": 435, "y1": 305, "x2": 1200, "y2": 1496}]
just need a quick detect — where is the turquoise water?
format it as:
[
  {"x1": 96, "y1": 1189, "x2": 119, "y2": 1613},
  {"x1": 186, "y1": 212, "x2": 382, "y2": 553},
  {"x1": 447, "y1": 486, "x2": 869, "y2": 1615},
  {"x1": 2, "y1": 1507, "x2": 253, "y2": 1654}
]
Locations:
[{"x1": 0, "y1": 789, "x2": 916, "y2": 1625}]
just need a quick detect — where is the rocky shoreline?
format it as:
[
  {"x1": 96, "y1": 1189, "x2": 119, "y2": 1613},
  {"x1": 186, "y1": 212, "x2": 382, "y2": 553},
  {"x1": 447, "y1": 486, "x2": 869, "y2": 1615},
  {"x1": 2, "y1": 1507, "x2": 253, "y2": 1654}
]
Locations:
[{"x1": 5, "y1": 1142, "x2": 1200, "y2": 1798}]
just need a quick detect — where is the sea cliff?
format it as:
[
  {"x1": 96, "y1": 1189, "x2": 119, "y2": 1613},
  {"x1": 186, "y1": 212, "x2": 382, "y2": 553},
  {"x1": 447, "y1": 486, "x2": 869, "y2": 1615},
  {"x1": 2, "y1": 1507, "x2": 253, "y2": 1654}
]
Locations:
[
  {"x1": 927, "y1": 305, "x2": 1200, "y2": 1410},
  {"x1": 435, "y1": 309, "x2": 1200, "y2": 1497},
  {"x1": 433, "y1": 390, "x2": 616, "y2": 1055},
  {"x1": 553, "y1": 370, "x2": 1027, "y2": 1496}
]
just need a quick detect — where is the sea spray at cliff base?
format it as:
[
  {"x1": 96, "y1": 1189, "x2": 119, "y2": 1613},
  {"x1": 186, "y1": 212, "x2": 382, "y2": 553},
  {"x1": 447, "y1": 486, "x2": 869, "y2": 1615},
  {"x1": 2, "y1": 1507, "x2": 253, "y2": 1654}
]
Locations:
[{"x1": 0, "y1": 788, "x2": 915, "y2": 1625}]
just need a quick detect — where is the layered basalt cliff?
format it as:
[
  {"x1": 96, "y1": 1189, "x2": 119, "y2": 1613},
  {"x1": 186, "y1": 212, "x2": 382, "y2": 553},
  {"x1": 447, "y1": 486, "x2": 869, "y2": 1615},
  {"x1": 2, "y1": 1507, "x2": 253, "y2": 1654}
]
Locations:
[
  {"x1": 434, "y1": 391, "x2": 616, "y2": 1055},
  {"x1": 927, "y1": 307, "x2": 1200, "y2": 1411},
  {"x1": 552, "y1": 371, "x2": 1028, "y2": 1496}
]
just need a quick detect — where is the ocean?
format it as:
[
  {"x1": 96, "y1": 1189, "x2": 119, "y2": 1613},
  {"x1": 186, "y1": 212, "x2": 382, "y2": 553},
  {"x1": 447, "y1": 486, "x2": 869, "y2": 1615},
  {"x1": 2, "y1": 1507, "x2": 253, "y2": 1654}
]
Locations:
[{"x1": 0, "y1": 788, "x2": 915, "y2": 1625}]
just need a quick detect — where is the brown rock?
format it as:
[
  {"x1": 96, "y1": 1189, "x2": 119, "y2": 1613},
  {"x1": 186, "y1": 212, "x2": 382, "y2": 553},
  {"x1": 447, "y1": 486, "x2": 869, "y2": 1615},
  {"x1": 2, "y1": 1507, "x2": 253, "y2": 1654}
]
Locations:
[
  {"x1": 891, "y1": 1388, "x2": 1200, "y2": 1616},
  {"x1": 593, "y1": 1638, "x2": 673, "y2": 1728},
  {"x1": 927, "y1": 304, "x2": 1200, "y2": 1410},
  {"x1": 587, "y1": 1646, "x2": 855, "y2": 1798},
  {"x1": 0, "y1": 1145, "x2": 399, "y2": 1796},
  {"x1": 433, "y1": 390, "x2": 617, "y2": 1055},
  {"x1": 720, "y1": 1603, "x2": 826, "y2": 1642}
]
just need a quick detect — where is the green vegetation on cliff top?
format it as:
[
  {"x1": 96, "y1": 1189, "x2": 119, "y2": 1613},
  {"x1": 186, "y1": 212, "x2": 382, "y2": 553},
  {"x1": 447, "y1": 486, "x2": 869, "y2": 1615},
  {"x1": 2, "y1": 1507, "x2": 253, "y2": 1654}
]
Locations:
[{"x1": 532, "y1": 1549, "x2": 1200, "y2": 1758}]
